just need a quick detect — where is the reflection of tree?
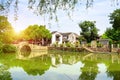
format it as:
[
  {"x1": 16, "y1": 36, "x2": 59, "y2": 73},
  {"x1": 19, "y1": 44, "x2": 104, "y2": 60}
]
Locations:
[
  {"x1": 107, "y1": 63, "x2": 120, "y2": 80},
  {"x1": 79, "y1": 61, "x2": 98, "y2": 80},
  {"x1": 0, "y1": 65, "x2": 12, "y2": 80},
  {"x1": 18, "y1": 55, "x2": 51, "y2": 76},
  {"x1": 107, "y1": 71, "x2": 120, "y2": 80},
  {"x1": 0, "y1": 54, "x2": 51, "y2": 76}
]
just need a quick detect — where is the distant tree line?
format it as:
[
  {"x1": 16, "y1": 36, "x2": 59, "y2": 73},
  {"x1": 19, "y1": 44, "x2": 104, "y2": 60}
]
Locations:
[{"x1": 79, "y1": 8, "x2": 120, "y2": 44}]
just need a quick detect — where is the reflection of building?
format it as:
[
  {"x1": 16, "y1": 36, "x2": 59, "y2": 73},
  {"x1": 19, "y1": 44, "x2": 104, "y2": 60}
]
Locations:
[
  {"x1": 50, "y1": 54, "x2": 63, "y2": 66},
  {"x1": 51, "y1": 31, "x2": 79, "y2": 44}
]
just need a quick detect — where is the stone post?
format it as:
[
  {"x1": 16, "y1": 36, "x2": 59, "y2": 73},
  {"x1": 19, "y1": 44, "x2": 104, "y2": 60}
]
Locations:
[
  {"x1": 118, "y1": 44, "x2": 120, "y2": 48},
  {"x1": 111, "y1": 44, "x2": 113, "y2": 52}
]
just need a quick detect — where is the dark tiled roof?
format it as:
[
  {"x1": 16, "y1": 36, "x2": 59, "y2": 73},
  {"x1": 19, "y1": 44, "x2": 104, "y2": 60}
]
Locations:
[
  {"x1": 51, "y1": 31, "x2": 58, "y2": 34},
  {"x1": 61, "y1": 33, "x2": 71, "y2": 36},
  {"x1": 51, "y1": 31, "x2": 79, "y2": 37}
]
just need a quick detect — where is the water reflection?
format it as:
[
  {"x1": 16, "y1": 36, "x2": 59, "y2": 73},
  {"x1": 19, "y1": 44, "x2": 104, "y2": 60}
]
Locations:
[
  {"x1": 17, "y1": 50, "x2": 48, "y2": 59},
  {"x1": 50, "y1": 54, "x2": 63, "y2": 67},
  {"x1": 96, "y1": 63, "x2": 112, "y2": 80},
  {"x1": 1, "y1": 52, "x2": 120, "y2": 80},
  {"x1": 79, "y1": 61, "x2": 98, "y2": 80},
  {"x1": 8, "y1": 62, "x2": 84, "y2": 80},
  {"x1": 0, "y1": 64, "x2": 12, "y2": 80}
]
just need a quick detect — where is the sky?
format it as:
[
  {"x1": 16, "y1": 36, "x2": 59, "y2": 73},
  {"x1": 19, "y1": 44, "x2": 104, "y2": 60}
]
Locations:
[{"x1": 7, "y1": 0, "x2": 120, "y2": 35}]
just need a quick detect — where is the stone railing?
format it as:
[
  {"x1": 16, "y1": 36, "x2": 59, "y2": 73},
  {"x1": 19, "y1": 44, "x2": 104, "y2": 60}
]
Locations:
[{"x1": 111, "y1": 44, "x2": 120, "y2": 52}]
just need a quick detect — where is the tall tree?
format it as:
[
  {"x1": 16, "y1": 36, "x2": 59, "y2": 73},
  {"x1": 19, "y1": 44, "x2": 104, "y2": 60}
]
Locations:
[
  {"x1": 0, "y1": 16, "x2": 14, "y2": 43},
  {"x1": 79, "y1": 21, "x2": 99, "y2": 43},
  {"x1": 109, "y1": 9, "x2": 120, "y2": 30},
  {"x1": 104, "y1": 9, "x2": 120, "y2": 43},
  {"x1": 23, "y1": 25, "x2": 51, "y2": 45}
]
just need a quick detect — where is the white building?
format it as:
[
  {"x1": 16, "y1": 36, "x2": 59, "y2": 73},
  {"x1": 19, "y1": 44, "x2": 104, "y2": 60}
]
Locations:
[{"x1": 51, "y1": 31, "x2": 79, "y2": 44}]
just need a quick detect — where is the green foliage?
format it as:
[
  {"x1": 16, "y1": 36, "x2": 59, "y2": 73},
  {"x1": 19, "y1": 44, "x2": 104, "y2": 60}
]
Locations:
[
  {"x1": 59, "y1": 43, "x2": 66, "y2": 47},
  {"x1": 104, "y1": 9, "x2": 120, "y2": 43},
  {"x1": 0, "y1": 40, "x2": 3, "y2": 53},
  {"x1": 66, "y1": 42, "x2": 73, "y2": 47},
  {"x1": 87, "y1": 43, "x2": 91, "y2": 47},
  {"x1": 97, "y1": 43, "x2": 103, "y2": 48},
  {"x1": 79, "y1": 21, "x2": 99, "y2": 43},
  {"x1": 101, "y1": 33, "x2": 109, "y2": 39},
  {"x1": 74, "y1": 41, "x2": 80, "y2": 47},
  {"x1": 0, "y1": 65, "x2": 12, "y2": 80},
  {"x1": 52, "y1": 42, "x2": 59, "y2": 47},
  {"x1": 23, "y1": 25, "x2": 52, "y2": 40},
  {"x1": 104, "y1": 28, "x2": 120, "y2": 43},
  {"x1": 2, "y1": 44, "x2": 16, "y2": 53},
  {"x1": 109, "y1": 9, "x2": 120, "y2": 30},
  {"x1": 0, "y1": 16, "x2": 15, "y2": 43}
]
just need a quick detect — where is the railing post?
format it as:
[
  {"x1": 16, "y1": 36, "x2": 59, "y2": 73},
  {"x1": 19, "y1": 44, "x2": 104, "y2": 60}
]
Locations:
[
  {"x1": 118, "y1": 44, "x2": 120, "y2": 48},
  {"x1": 111, "y1": 44, "x2": 113, "y2": 52}
]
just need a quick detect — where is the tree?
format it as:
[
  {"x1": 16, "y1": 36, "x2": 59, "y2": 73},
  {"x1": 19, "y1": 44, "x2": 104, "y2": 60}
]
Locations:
[
  {"x1": 0, "y1": 0, "x2": 119, "y2": 20},
  {"x1": 0, "y1": 16, "x2": 14, "y2": 43},
  {"x1": 104, "y1": 28, "x2": 120, "y2": 43},
  {"x1": 104, "y1": 9, "x2": 120, "y2": 43},
  {"x1": 79, "y1": 21, "x2": 99, "y2": 43},
  {"x1": 23, "y1": 25, "x2": 52, "y2": 45},
  {"x1": 101, "y1": 33, "x2": 109, "y2": 39},
  {"x1": 109, "y1": 9, "x2": 120, "y2": 30}
]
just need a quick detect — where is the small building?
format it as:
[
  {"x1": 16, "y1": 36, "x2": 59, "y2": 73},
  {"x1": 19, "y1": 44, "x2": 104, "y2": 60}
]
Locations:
[
  {"x1": 98, "y1": 39, "x2": 110, "y2": 48},
  {"x1": 51, "y1": 31, "x2": 63, "y2": 44}
]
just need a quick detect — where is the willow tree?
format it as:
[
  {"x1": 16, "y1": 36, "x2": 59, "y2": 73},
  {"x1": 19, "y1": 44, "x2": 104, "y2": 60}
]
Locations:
[{"x1": 0, "y1": 0, "x2": 119, "y2": 20}]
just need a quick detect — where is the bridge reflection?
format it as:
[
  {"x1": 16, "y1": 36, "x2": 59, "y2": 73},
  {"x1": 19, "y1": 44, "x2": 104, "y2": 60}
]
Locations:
[{"x1": 17, "y1": 49, "x2": 48, "y2": 59}]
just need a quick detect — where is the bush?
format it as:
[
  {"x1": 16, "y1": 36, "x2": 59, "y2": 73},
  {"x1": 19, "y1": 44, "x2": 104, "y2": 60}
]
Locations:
[
  {"x1": 87, "y1": 43, "x2": 91, "y2": 47},
  {"x1": 74, "y1": 41, "x2": 80, "y2": 47},
  {"x1": 66, "y1": 42, "x2": 71, "y2": 47},
  {"x1": 2, "y1": 44, "x2": 16, "y2": 53},
  {"x1": 52, "y1": 42, "x2": 59, "y2": 47},
  {"x1": 97, "y1": 43, "x2": 103, "y2": 48}
]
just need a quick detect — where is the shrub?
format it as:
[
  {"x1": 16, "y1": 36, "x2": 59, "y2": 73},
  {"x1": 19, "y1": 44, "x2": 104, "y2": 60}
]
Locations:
[
  {"x1": 52, "y1": 42, "x2": 59, "y2": 47},
  {"x1": 87, "y1": 43, "x2": 91, "y2": 47},
  {"x1": 74, "y1": 41, "x2": 80, "y2": 47},
  {"x1": 66, "y1": 42, "x2": 71, "y2": 47},
  {"x1": 60, "y1": 43, "x2": 63, "y2": 47},
  {"x1": 2, "y1": 44, "x2": 16, "y2": 53},
  {"x1": 97, "y1": 43, "x2": 103, "y2": 48}
]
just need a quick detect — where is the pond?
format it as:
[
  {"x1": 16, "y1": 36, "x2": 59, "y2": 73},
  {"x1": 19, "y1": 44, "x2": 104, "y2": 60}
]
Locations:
[{"x1": 0, "y1": 50, "x2": 120, "y2": 80}]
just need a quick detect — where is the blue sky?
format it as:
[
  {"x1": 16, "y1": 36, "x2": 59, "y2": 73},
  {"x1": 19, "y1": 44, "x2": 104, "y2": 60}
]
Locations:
[{"x1": 7, "y1": 0, "x2": 120, "y2": 35}]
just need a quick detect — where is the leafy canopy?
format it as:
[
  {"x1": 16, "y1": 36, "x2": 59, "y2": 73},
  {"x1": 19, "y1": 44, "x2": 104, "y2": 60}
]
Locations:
[
  {"x1": 23, "y1": 25, "x2": 51, "y2": 40},
  {"x1": 79, "y1": 21, "x2": 99, "y2": 43},
  {"x1": 104, "y1": 9, "x2": 120, "y2": 43},
  {"x1": 109, "y1": 9, "x2": 120, "y2": 30},
  {"x1": 0, "y1": 16, "x2": 14, "y2": 43}
]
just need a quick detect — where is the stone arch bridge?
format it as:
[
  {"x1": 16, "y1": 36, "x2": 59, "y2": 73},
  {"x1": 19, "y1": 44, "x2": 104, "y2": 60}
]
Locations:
[{"x1": 14, "y1": 41, "x2": 48, "y2": 59}]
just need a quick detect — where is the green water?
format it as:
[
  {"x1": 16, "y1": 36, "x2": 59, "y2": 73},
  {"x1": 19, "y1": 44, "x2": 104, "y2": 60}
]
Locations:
[{"x1": 0, "y1": 50, "x2": 120, "y2": 80}]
